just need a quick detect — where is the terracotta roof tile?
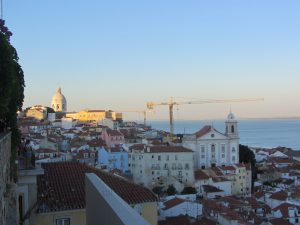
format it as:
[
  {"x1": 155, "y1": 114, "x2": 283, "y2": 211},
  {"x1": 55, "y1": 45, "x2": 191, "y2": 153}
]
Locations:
[
  {"x1": 194, "y1": 125, "x2": 212, "y2": 138},
  {"x1": 269, "y1": 191, "x2": 288, "y2": 201},
  {"x1": 37, "y1": 162, "x2": 157, "y2": 213},
  {"x1": 191, "y1": 217, "x2": 216, "y2": 225},
  {"x1": 106, "y1": 129, "x2": 124, "y2": 136},
  {"x1": 269, "y1": 218, "x2": 293, "y2": 225},
  {"x1": 159, "y1": 215, "x2": 191, "y2": 225},
  {"x1": 272, "y1": 203, "x2": 300, "y2": 218},
  {"x1": 163, "y1": 197, "x2": 186, "y2": 210},
  {"x1": 202, "y1": 185, "x2": 223, "y2": 193},
  {"x1": 147, "y1": 146, "x2": 193, "y2": 153},
  {"x1": 194, "y1": 170, "x2": 210, "y2": 180}
]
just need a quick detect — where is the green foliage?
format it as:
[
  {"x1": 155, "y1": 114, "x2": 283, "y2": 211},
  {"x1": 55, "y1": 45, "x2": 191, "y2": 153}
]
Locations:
[
  {"x1": 239, "y1": 144, "x2": 257, "y2": 192},
  {"x1": 181, "y1": 186, "x2": 196, "y2": 195},
  {"x1": 239, "y1": 144, "x2": 255, "y2": 164},
  {"x1": 0, "y1": 20, "x2": 25, "y2": 180},
  {"x1": 152, "y1": 186, "x2": 163, "y2": 196},
  {"x1": 166, "y1": 184, "x2": 177, "y2": 196}
]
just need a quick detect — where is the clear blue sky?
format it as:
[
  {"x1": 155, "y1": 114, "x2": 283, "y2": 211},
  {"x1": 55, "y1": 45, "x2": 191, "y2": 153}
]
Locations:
[{"x1": 4, "y1": 0, "x2": 300, "y2": 120}]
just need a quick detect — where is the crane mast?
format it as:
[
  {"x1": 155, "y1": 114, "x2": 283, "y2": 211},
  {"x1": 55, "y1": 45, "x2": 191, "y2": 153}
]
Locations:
[{"x1": 147, "y1": 97, "x2": 264, "y2": 138}]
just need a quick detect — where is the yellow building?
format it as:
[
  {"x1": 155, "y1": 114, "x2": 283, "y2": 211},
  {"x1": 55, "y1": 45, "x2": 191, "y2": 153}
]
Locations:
[
  {"x1": 66, "y1": 110, "x2": 122, "y2": 122},
  {"x1": 26, "y1": 105, "x2": 47, "y2": 120},
  {"x1": 66, "y1": 110, "x2": 106, "y2": 121}
]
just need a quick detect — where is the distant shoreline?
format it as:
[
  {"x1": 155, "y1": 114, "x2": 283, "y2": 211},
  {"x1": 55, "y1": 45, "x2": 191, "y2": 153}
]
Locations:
[{"x1": 145, "y1": 117, "x2": 300, "y2": 122}]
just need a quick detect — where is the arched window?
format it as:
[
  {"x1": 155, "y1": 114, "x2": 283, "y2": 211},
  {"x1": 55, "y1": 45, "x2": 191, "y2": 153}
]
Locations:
[
  {"x1": 211, "y1": 144, "x2": 215, "y2": 152},
  {"x1": 231, "y1": 125, "x2": 235, "y2": 133}
]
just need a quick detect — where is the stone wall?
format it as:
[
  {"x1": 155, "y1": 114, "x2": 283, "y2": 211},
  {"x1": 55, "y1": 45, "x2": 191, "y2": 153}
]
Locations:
[{"x1": 0, "y1": 132, "x2": 18, "y2": 225}]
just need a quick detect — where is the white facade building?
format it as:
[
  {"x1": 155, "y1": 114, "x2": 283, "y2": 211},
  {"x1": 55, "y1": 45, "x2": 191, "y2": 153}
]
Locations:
[
  {"x1": 182, "y1": 112, "x2": 239, "y2": 169},
  {"x1": 128, "y1": 145, "x2": 194, "y2": 191},
  {"x1": 51, "y1": 87, "x2": 67, "y2": 112},
  {"x1": 160, "y1": 197, "x2": 202, "y2": 219}
]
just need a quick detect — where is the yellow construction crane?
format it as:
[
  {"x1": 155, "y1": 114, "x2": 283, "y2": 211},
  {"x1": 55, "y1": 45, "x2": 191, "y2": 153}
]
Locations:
[
  {"x1": 147, "y1": 97, "x2": 264, "y2": 137},
  {"x1": 119, "y1": 110, "x2": 147, "y2": 126}
]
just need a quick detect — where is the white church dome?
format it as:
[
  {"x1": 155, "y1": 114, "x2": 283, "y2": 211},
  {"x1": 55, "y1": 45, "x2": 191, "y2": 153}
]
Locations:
[
  {"x1": 51, "y1": 87, "x2": 67, "y2": 112},
  {"x1": 227, "y1": 112, "x2": 236, "y2": 120}
]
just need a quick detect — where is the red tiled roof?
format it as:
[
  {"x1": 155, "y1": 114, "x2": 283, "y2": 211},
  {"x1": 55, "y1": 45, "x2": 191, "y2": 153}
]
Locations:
[
  {"x1": 254, "y1": 190, "x2": 265, "y2": 199},
  {"x1": 211, "y1": 167, "x2": 224, "y2": 176},
  {"x1": 105, "y1": 146, "x2": 125, "y2": 153},
  {"x1": 191, "y1": 217, "x2": 216, "y2": 225},
  {"x1": 269, "y1": 191, "x2": 288, "y2": 201},
  {"x1": 163, "y1": 197, "x2": 186, "y2": 210},
  {"x1": 219, "y1": 166, "x2": 236, "y2": 171},
  {"x1": 106, "y1": 129, "x2": 124, "y2": 136},
  {"x1": 87, "y1": 139, "x2": 105, "y2": 147},
  {"x1": 212, "y1": 177, "x2": 230, "y2": 182},
  {"x1": 202, "y1": 185, "x2": 223, "y2": 193},
  {"x1": 194, "y1": 125, "x2": 212, "y2": 138},
  {"x1": 129, "y1": 144, "x2": 145, "y2": 151},
  {"x1": 195, "y1": 169, "x2": 210, "y2": 180},
  {"x1": 269, "y1": 218, "x2": 293, "y2": 225},
  {"x1": 272, "y1": 203, "x2": 300, "y2": 218},
  {"x1": 147, "y1": 146, "x2": 193, "y2": 153},
  {"x1": 235, "y1": 163, "x2": 245, "y2": 168},
  {"x1": 159, "y1": 215, "x2": 191, "y2": 225},
  {"x1": 269, "y1": 157, "x2": 294, "y2": 164},
  {"x1": 37, "y1": 162, "x2": 157, "y2": 213}
]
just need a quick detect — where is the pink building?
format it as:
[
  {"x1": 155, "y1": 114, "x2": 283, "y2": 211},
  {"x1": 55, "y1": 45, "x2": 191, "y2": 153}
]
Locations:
[{"x1": 101, "y1": 129, "x2": 124, "y2": 147}]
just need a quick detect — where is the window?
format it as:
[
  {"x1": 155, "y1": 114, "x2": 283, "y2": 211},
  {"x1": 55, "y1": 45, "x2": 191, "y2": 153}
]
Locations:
[
  {"x1": 185, "y1": 163, "x2": 189, "y2": 170},
  {"x1": 231, "y1": 125, "x2": 235, "y2": 133},
  {"x1": 158, "y1": 155, "x2": 161, "y2": 161},
  {"x1": 232, "y1": 156, "x2": 236, "y2": 162},
  {"x1": 175, "y1": 155, "x2": 178, "y2": 160},
  {"x1": 211, "y1": 144, "x2": 215, "y2": 152},
  {"x1": 166, "y1": 155, "x2": 169, "y2": 161},
  {"x1": 172, "y1": 163, "x2": 176, "y2": 170},
  {"x1": 222, "y1": 154, "x2": 225, "y2": 158},
  {"x1": 152, "y1": 155, "x2": 154, "y2": 159},
  {"x1": 201, "y1": 155, "x2": 205, "y2": 159},
  {"x1": 211, "y1": 134, "x2": 215, "y2": 138},
  {"x1": 201, "y1": 146, "x2": 205, "y2": 153},
  {"x1": 232, "y1": 147, "x2": 236, "y2": 153},
  {"x1": 221, "y1": 144, "x2": 225, "y2": 153},
  {"x1": 56, "y1": 218, "x2": 70, "y2": 225}
]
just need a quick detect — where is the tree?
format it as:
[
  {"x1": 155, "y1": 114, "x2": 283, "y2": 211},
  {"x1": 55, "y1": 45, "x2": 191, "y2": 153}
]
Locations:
[
  {"x1": 166, "y1": 184, "x2": 177, "y2": 196},
  {"x1": 239, "y1": 144, "x2": 257, "y2": 192},
  {"x1": 152, "y1": 186, "x2": 163, "y2": 196},
  {"x1": 181, "y1": 186, "x2": 196, "y2": 195},
  {"x1": 0, "y1": 19, "x2": 25, "y2": 180}
]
